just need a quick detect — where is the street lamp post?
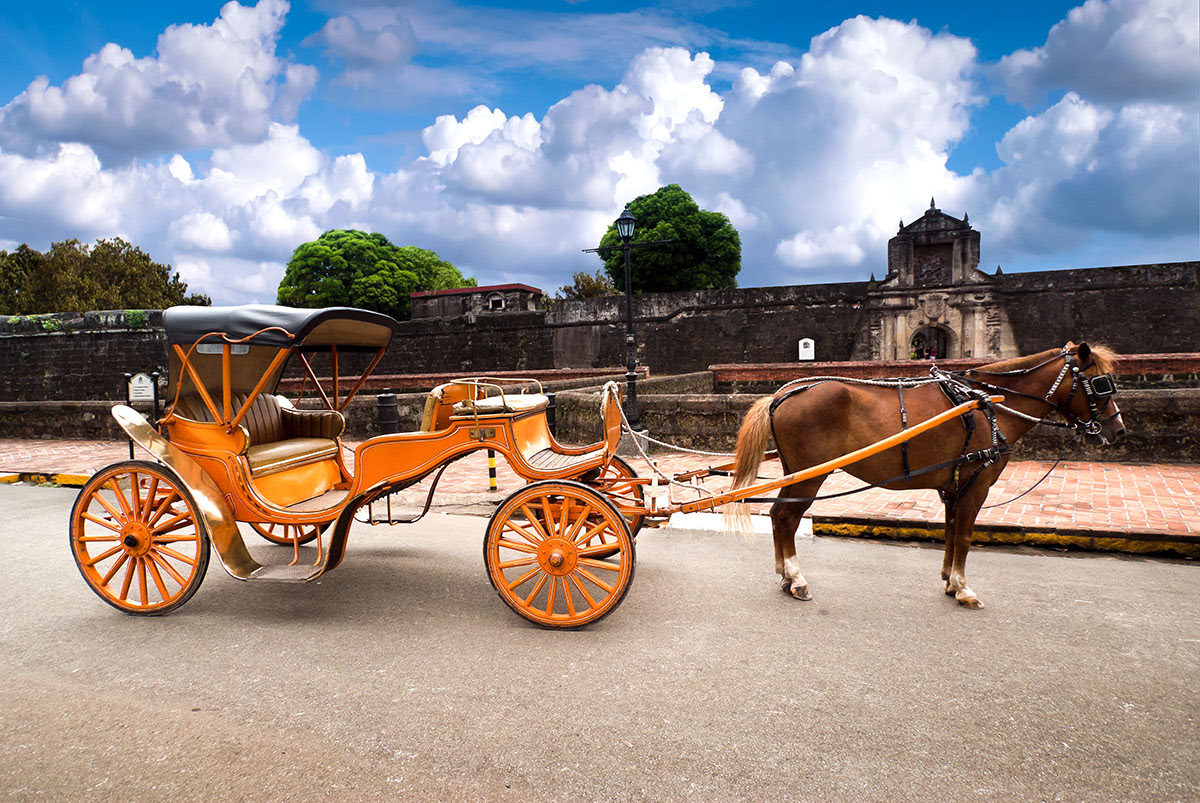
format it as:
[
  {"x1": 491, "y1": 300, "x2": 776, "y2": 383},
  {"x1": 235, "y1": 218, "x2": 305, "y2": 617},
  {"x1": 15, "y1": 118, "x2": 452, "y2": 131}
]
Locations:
[
  {"x1": 615, "y1": 209, "x2": 640, "y2": 428},
  {"x1": 582, "y1": 209, "x2": 673, "y2": 433}
]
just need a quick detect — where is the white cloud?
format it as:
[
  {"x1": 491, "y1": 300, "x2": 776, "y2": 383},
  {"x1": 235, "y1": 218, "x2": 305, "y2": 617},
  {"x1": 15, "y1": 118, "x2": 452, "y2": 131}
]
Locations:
[
  {"x1": 998, "y1": 0, "x2": 1200, "y2": 106},
  {"x1": 0, "y1": 0, "x2": 315, "y2": 162}
]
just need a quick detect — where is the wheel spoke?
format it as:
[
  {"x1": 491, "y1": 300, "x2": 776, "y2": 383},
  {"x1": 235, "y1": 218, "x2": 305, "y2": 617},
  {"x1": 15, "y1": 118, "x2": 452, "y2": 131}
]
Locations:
[
  {"x1": 118, "y1": 558, "x2": 136, "y2": 601},
  {"x1": 545, "y1": 574, "x2": 557, "y2": 615},
  {"x1": 578, "y1": 557, "x2": 623, "y2": 572},
  {"x1": 81, "y1": 512, "x2": 122, "y2": 533},
  {"x1": 148, "y1": 550, "x2": 188, "y2": 586},
  {"x1": 129, "y1": 471, "x2": 143, "y2": 521},
  {"x1": 100, "y1": 552, "x2": 130, "y2": 585},
  {"x1": 561, "y1": 577, "x2": 576, "y2": 617},
  {"x1": 84, "y1": 544, "x2": 124, "y2": 567},
  {"x1": 498, "y1": 556, "x2": 537, "y2": 570},
  {"x1": 510, "y1": 513, "x2": 546, "y2": 546},
  {"x1": 573, "y1": 519, "x2": 610, "y2": 546},
  {"x1": 91, "y1": 491, "x2": 125, "y2": 524},
  {"x1": 146, "y1": 555, "x2": 170, "y2": 599},
  {"x1": 539, "y1": 496, "x2": 557, "y2": 537},
  {"x1": 523, "y1": 573, "x2": 549, "y2": 605},
  {"x1": 146, "y1": 491, "x2": 181, "y2": 527},
  {"x1": 563, "y1": 503, "x2": 591, "y2": 542},
  {"x1": 575, "y1": 567, "x2": 614, "y2": 593},
  {"x1": 107, "y1": 478, "x2": 135, "y2": 519},
  {"x1": 137, "y1": 558, "x2": 149, "y2": 606},
  {"x1": 152, "y1": 510, "x2": 193, "y2": 536},
  {"x1": 568, "y1": 573, "x2": 598, "y2": 609},
  {"x1": 496, "y1": 538, "x2": 537, "y2": 555},
  {"x1": 140, "y1": 476, "x2": 160, "y2": 520},
  {"x1": 505, "y1": 565, "x2": 541, "y2": 591},
  {"x1": 520, "y1": 503, "x2": 549, "y2": 541},
  {"x1": 154, "y1": 544, "x2": 198, "y2": 567}
]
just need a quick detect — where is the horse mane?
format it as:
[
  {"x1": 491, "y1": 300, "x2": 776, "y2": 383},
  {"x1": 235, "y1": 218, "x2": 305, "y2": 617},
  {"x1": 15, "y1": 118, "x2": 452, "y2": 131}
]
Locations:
[{"x1": 973, "y1": 342, "x2": 1119, "y2": 374}]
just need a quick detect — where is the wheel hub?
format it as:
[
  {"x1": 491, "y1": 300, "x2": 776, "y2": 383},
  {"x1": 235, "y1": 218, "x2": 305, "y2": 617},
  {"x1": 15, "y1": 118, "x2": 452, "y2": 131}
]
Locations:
[
  {"x1": 121, "y1": 522, "x2": 152, "y2": 556},
  {"x1": 537, "y1": 538, "x2": 578, "y2": 576}
]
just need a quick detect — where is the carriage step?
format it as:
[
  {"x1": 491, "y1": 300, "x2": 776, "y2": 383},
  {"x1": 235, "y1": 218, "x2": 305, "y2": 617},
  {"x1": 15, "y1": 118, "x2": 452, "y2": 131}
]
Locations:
[{"x1": 249, "y1": 564, "x2": 322, "y2": 583}]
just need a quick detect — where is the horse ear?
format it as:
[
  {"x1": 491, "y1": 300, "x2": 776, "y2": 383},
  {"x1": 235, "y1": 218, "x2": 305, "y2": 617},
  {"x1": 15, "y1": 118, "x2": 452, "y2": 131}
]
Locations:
[{"x1": 1077, "y1": 342, "x2": 1091, "y2": 363}]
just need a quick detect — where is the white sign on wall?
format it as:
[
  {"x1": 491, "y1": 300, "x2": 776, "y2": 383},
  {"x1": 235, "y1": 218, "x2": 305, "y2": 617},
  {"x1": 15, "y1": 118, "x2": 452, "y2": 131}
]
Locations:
[
  {"x1": 127, "y1": 373, "x2": 156, "y2": 402},
  {"x1": 798, "y1": 338, "x2": 815, "y2": 361}
]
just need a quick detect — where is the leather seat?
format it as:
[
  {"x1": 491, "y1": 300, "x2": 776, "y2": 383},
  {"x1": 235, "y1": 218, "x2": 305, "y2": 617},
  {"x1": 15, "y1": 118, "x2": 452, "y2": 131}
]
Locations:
[
  {"x1": 176, "y1": 393, "x2": 343, "y2": 477},
  {"x1": 452, "y1": 394, "x2": 549, "y2": 416}
]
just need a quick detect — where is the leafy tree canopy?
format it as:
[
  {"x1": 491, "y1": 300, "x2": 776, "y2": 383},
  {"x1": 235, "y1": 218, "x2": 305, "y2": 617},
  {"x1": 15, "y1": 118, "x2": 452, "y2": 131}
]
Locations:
[
  {"x1": 0, "y1": 238, "x2": 210, "y2": 314},
  {"x1": 276, "y1": 229, "x2": 476, "y2": 319},
  {"x1": 556, "y1": 268, "x2": 616, "y2": 299},
  {"x1": 597, "y1": 184, "x2": 741, "y2": 293}
]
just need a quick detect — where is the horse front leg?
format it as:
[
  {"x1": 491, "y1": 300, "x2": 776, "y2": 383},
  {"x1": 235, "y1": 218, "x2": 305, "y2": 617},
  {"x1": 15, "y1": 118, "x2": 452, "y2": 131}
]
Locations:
[
  {"x1": 770, "y1": 480, "x2": 821, "y2": 601},
  {"x1": 945, "y1": 494, "x2": 986, "y2": 609}
]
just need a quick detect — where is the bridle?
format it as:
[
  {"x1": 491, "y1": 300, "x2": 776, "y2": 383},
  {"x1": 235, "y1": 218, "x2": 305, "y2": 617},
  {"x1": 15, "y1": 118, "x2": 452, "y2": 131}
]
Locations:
[{"x1": 960, "y1": 346, "x2": 1120, "y2": 437}]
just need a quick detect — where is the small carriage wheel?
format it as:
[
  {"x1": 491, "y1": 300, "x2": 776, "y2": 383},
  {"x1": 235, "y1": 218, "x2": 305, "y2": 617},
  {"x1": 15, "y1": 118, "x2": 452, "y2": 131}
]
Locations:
[
  {"x1": 582, "y1": 455, "x2": 645, "y2": 557},
  {"x1": 247, "y1": 520, "x2": 330, "y2": 546},
  {"x1": 484, "y1": 481, "x2": 635, "y2": 629},
  {"x1": 69, "y1": 461, "x2": 210, "y2": 616}
]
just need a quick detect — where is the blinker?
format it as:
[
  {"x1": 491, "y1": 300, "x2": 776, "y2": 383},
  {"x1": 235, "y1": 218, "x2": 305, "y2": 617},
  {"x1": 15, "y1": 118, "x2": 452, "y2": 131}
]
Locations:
[{"x1": 1088, "y1": 374, "x2": 1117, "y2": 397}]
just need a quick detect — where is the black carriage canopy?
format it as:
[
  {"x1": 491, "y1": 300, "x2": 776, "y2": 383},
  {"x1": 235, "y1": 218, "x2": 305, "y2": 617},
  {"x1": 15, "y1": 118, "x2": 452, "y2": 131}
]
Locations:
[
  {"x1": 163, "y1": 304, "x2": 400, "y2": 350},
  {"x1": 163, "y1": 305, "x2": 401, "y2": 401}
]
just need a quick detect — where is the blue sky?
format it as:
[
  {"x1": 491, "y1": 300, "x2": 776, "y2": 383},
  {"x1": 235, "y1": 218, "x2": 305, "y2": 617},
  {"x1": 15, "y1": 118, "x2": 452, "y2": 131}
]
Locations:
[{"x1": 1, "y1": 0, "x2": 1196, "y2": 304}]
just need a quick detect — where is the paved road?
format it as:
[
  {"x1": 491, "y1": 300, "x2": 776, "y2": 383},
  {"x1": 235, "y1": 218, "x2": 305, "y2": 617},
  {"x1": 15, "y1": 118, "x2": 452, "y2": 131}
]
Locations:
[{"x1": 2, "y1": 484, "x2": 1197, "y2": 800}]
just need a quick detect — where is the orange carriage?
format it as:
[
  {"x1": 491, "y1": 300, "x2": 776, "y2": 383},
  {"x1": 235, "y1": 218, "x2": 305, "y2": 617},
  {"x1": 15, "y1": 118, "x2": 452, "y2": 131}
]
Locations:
[
  {"x1": 69, "y1": 305, "x2": 644, "y2": 628},
  {"x1": 68, "y1": 304, "x2": 1001, "y2": 627}
]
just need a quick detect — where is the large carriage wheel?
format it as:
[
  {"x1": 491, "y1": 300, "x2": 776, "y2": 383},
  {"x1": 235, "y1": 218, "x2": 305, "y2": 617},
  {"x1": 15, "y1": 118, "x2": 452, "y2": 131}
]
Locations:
[
  {"x1": 247, "y1": 520, "x2": 329, "y2": 546},
  {"x1": 69, "y1": 461, "x2": 210, "y2": 615},
  {"x1": 484, "y1": 481, "x2": 635, "y2": 629},
  {"x1": 582, "y1": 455, "x2": 646, "y2": 558}
]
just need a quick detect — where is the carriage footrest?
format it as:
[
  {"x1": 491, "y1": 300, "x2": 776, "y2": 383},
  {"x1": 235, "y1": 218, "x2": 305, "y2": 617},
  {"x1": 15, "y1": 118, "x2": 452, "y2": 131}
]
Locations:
[{"x1": 249, "y1": 564, "x2": 322, "y2": 583}]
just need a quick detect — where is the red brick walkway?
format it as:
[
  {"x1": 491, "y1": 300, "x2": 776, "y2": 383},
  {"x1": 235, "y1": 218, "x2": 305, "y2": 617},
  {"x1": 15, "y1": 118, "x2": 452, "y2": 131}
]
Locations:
[{"x1": 3, "y1": 437, "x2": 1197, "y2": 541}]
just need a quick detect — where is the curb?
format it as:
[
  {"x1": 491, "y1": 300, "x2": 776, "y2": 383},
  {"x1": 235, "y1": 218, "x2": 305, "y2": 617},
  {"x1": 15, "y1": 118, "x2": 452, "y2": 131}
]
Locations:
[
  {"x1": 812, "y1": 516, "x2": 1199, "y2": 560},
  {"x1": 1, "y1": 472, "x2": 90, "y2": 488}
]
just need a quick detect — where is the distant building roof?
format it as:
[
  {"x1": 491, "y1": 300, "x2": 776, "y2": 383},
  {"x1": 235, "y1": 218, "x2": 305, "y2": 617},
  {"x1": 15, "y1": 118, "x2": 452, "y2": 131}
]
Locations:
[{"x1": 410, "y1": 283, "x2": 543, "y2": 299}]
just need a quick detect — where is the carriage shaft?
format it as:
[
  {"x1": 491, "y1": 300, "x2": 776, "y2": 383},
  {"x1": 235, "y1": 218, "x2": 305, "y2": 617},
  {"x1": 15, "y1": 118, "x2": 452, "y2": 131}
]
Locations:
[{"x1": 673, "y1": 396, "x2": 1002, "y2": 515}]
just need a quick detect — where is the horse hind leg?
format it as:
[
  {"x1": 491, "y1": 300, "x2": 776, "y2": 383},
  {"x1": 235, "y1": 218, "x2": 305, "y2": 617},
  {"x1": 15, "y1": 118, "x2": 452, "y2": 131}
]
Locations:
[
  {"x1": 941, "y1": 500, "x2": 957, "y2": 596},
  {"x1": 771, "y1": 479, "x2": 822, "y2": 601}
]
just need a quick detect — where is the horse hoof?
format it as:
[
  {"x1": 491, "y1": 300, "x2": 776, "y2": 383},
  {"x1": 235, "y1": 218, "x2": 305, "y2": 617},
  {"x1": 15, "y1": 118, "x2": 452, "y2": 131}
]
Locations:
[
  {"x1": 957, "y1": 595, "x2": 984, "y2": 609},
  {"x1": 942, "y1": 580, "x2": 955, "y2": 596},
  {"x1": 790, "y1": 584, "x2": 812, "y2": 601}
]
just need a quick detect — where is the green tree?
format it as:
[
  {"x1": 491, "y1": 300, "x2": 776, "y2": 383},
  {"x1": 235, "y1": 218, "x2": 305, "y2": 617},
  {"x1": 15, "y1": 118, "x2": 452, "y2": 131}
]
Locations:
[
  {"x1": 556, "y1": 268, "x2": 616, "y2": 299},
  {"x1": 276, "y1": 229, "x2": 476, "y2": 319},
  {"x1": 597, "y1": 184, "x2": 741, "y2": 293},
  {"x1": 0, "y1": 238, "x2": 210, "y2": 314}
]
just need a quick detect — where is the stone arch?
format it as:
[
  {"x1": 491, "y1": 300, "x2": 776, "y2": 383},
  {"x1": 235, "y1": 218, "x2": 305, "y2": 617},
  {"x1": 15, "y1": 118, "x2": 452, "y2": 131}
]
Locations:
[{"x1": 909, "y1": 323, "x2": 956, "y2": 360}]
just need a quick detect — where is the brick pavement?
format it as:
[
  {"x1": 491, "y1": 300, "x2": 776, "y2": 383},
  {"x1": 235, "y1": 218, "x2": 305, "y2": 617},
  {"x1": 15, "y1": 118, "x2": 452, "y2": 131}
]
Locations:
[{"x1": 3, "y1": 437, "x2": 1197, "y2": 554}]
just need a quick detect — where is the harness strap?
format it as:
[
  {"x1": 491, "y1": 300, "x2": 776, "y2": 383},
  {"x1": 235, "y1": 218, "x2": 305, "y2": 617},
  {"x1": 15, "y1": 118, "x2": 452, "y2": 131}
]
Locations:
[{"x1": 897, "y1": 383, "x2": 911, "y2": 481}]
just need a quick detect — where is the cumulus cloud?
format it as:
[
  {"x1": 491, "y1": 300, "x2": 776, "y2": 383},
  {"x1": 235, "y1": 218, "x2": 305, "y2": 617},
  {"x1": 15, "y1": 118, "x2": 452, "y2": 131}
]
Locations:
[
  {"x1": 997, "y1": 0, "x2": 1200, "y2": 106},
  {"x1": 0, "y1": 3, "x2": 1195, "y2": 304},
  {"x1": 0, "y1": 0, "x2": 316, "y2": 162}
]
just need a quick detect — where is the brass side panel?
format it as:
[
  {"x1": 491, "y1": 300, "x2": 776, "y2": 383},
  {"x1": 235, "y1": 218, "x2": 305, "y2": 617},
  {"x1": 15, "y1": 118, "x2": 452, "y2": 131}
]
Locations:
[{"x1": 111, "y1": 405, "x2": 261, "y2": 580}]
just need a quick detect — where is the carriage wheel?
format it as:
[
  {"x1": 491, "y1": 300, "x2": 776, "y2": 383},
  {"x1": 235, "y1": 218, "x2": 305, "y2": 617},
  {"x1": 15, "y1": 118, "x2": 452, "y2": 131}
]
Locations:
[
  {"x1": 247, "y1": 520, "x2": 328, "y2": 546},
  {"x1": 583, "y1": 455, "x2": 645, "y2": 558},
  {"x1": 69, "y1": 461, "x2": 210, "y2": 615},
  {"x1": 484, "y1": 481, "x2": 634, "y2": 629}
]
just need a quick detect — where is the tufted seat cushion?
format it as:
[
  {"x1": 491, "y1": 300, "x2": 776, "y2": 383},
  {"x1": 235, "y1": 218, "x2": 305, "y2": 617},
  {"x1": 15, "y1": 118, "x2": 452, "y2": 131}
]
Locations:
[
  {"x1": 176, "y1": 393, "x2": 343, "y2": 477},
  {"x1": 452, "y1": 394, "x2": 549, "y2": 416}
]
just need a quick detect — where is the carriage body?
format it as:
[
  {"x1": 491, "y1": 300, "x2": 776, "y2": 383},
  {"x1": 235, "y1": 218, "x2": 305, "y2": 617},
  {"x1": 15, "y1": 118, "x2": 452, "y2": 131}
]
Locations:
[{"x1": 69, "y1": 304, "x2": 636, "y2": 627}]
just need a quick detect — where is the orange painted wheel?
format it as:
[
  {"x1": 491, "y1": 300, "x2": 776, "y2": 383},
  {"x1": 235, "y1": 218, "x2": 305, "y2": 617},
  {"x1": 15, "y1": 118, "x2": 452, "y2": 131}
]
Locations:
[
  {"x1": 584, "y1": 455, "x2": 646, "y2": 544},
  {"x1": 484, "y1": 481, "x2": 634, "y2": 629},
  {"x1": 247, "y1": 520, "x2": 329, "y2": 546},
  {"x1": 69, "y1": 461, "x2": 209, "y2": 615}
]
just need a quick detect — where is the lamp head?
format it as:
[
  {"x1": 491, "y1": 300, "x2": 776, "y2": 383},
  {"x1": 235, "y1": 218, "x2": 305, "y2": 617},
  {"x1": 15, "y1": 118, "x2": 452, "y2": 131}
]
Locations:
[{"x1": 615, "y1": 208, "x2": 636, "y2": 242}]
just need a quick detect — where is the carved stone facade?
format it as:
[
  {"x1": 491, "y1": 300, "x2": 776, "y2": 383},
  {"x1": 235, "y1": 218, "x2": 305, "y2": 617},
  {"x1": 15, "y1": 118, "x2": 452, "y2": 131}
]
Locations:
[{"x1": 866, "y1": 199, "x2": 1017, "y2": 360}]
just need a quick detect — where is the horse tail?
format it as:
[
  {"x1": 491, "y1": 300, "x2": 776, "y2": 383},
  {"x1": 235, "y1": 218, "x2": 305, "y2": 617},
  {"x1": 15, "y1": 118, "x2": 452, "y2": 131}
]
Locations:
[{"x1": 724, "y1": 396, "x2": 774, "y2": 536}]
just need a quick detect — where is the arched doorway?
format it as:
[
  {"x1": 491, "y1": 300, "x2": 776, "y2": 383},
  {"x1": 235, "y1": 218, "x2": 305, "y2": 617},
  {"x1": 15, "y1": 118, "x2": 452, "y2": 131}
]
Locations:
[{"x1": 910, "y1": 326, "x2": 951, "y2": 360}]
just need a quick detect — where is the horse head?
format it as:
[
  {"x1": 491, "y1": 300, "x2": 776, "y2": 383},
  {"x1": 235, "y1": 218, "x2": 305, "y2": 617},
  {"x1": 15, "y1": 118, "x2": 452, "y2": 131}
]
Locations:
[{"x1": 1058, "y1": 342, "x2": 1126, "y2": 445}]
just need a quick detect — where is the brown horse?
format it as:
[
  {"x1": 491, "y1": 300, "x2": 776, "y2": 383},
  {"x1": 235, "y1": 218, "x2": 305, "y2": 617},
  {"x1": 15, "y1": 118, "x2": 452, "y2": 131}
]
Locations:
[{"x1": 730, "y1": 342, "x2": 1126, "y2": 608}]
